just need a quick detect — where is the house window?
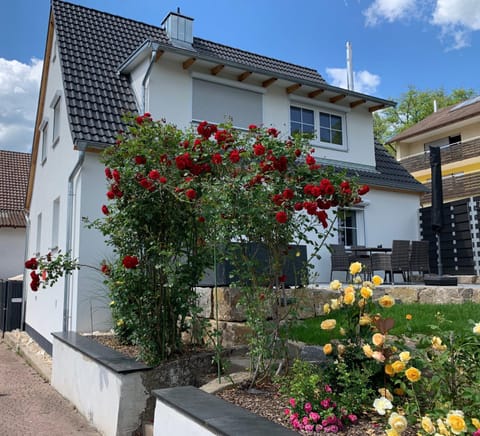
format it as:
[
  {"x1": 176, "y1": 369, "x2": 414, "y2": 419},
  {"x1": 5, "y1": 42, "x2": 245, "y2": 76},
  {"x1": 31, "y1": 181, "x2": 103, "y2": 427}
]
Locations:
[
  {"x1": 192, "y1": 77, "x2": 263, "y2": 129},
  {"x1": 290, "y1": 106, "x2": 314, "y2": 135},
  {"x1": 41, "y1": 121, "x2": 48, "y2": 164},
  {"x1": 52, "y1": 97, "x2": 61, "y2": 146},
  {"x1": 320, "y1": 112, "x2": 343, "y2": 145},
  {"x1": 36, "y1": 213, "x2": 42, "y2": 255},
  {"x1": 424, "y1": 134, "x2": 461, "y2": 152},
  {"x1": 290, "y1": 104, "x2": 346, "y2": 150},
  {"x1": 52, "y1": 197, "x2": 60, "y2": 249},
  {"x1": 337, "y1": 209, "x2": 365, "y2": 247}
]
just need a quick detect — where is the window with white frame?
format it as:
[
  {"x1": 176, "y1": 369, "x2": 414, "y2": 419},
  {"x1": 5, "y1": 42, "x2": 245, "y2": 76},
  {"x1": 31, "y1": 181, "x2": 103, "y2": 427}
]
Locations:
[
  {"x1": 290, "y1": 104, "x2": 347, "y2": 150},
  {"x1": 52, "y1": 197, "x2": 60, "y2": 249},
  {"x1": 50, "y1": 91, "x2": 62, "y2": 147},
  {"x1": 337, "y1": 208, "x2": 365, "y2": 247},
  {"x1": 36, "y1": 213, "x2": 42, "y2": 255},
  {"x1": 41, "y1": 121, "x2": 48, "y2": 164}
]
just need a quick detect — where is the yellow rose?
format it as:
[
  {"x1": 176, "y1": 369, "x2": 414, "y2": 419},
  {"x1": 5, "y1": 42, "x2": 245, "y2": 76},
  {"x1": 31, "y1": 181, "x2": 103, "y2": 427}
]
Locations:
[
  {"x1": 405, "y1": 314, "x2": 412, "y2": 320},
  {"x1": 320, "y1": 319, "x2": 336, "y2": 330},
  {"x1": 109, "y1": 300, "x2": 115, "y2": 306},
  {"x1": 331, "y1": 298, "x2": 340, "y2": 310},
  {"x1": 405, "y1": 366, "x2": 421, "y2": 382},
  {"x1": 363, "y1": 343, "x2": 373, "y2": 358},
  {"x1": 343, "y1": 291, "x2": 355, "y2": 305},
  {"x1": 372, "y1": 333, "x2": 385, "y2": 346},
  {"x1": 372, "y1": 275, "x2": 384, "y2": 286},
  {"x1": 359, "y1": 314, "x2": 372, "y2": 326},
  {"x1": 473, "y1": 322, "x2": 480, "y2": 335},
  {"x1": 391, "y1": 360, "x2": 406, "y2": 373},
  {"x1": 344, "y1": 285, "x2": 355, "y2": 294},
  {"x1": 330, "y1": 279, "x2": 342, "y2": 291},
  {"x1": 360, "y1": 286, "x2": 373, "y2": 299},
  {"x1": 353, "y1": 275, "x2": 363, "y2": 284},
  {"x1": 437, "y1": 418, "x2": 450, "y2": 436},
  {"x1": 372, "y1": 351, "x2": 385, "y2": 362},
  {"x1": 432, "y1": 336, "x2": 447, "y2": 351},
  {"x1": 385, "y1": 429, "x2": 399, "y2": 436},
  {"x1": 446, "y1": 411, "x2": 466, "y2": 435},
  {"x1": 349, "y1": 261, "x2": 362, "y2": 275},
  {"x1": 116, "y1": 318, "x2": 124, "y2": 327},
  {"x1": 323, "y1": 343, "x2": 333, "y2": 355},
  {"x1": 388, "y1": 412, "x2": 408, "y2": 433},
  {"x1": 378, "y1": 387, "x2": 393, "y2": 401},
  {"x1": 339, "y1": 327, "x2": 346, "y2": 336},
  {"x1": 323, "y1": 303, "x2": 331, "y2": 315},
  {"x1": 378, "y1": 295, "x2": 395, "y2": 308},
  {"x1": 385, "y1": 364, "x2": 395, "y2": 376},
  {"x1": 472, "y1": 418, "x2": 480, "y2": 429},
  {"x1": 337, "y1": 344, "x2": 346, "y2": 356},
  {"x1": 358, "y1": 298, "x2": 366, "y2": 309},
  {"x1": 421, "y1": 416, "x2": 436, "y2": 434},
  {"x1": 399, "y1": 351, "x2": 411, "y2": 362}
]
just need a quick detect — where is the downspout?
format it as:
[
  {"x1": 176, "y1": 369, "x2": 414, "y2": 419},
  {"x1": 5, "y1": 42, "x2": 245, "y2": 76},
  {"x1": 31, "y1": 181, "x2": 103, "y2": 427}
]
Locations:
[
  {"x1": 63, "y1": 147, "x2": 86, "y2": 332},
  {"x1": 141, "y1": 42, "x2": 161, "y2": 114},
  {"x1": 20, "y1": 212, "x2": 31, "y2": 330}
]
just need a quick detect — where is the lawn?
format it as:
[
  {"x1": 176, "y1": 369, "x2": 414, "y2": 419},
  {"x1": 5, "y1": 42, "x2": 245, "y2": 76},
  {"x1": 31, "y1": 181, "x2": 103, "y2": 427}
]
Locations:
[{"x1": 288, "y1": 302, "x2": 480, "y2": 344}]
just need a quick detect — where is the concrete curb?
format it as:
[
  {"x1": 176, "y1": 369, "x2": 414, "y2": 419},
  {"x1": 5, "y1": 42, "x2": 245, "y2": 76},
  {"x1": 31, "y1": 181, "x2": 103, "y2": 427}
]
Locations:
[{"x1": 2, "y1": 330, "x2": 52, "y2": 382}]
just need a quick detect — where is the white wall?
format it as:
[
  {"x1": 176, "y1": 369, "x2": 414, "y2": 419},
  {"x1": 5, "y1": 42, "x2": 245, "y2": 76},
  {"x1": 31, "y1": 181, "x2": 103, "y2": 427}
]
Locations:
[{"x1": 0, "y1": 228, "x2": 26, "y2": 280}]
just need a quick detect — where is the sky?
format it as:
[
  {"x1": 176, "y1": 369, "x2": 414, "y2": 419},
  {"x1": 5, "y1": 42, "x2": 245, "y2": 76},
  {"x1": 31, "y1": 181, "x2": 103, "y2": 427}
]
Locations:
[{"x1": 1, "y1": 0, "x2": 480, "y2": 153}]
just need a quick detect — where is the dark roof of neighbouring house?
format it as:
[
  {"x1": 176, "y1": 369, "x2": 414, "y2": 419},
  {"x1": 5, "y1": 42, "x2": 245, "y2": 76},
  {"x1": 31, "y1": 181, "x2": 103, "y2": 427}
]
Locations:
[
  {"x1": 0, "y1": 150, "x2": 30, "y2": 227},
  {"x1": 388, "y1": 96, "x2": 480, "y2": 143}
]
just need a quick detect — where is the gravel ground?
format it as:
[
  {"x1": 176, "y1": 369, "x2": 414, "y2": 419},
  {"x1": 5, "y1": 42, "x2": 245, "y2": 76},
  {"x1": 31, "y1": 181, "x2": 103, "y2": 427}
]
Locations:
[{"x1": 0, "y1": 339, "x2": 99, "y2": 436}]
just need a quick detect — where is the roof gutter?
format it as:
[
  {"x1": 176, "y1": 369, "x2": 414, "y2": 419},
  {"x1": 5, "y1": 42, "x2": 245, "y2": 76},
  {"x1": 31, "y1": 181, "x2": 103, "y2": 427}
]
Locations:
[
  {"x1": 63, "y1": 145, "x2": 86, "y2": 332},
  {"x1": 141, "y1": 41, "x2": 161, "y2": 114}
]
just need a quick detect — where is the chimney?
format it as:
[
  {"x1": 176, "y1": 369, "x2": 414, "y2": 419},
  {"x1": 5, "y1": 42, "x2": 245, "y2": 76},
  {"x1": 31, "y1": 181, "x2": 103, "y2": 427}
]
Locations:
[
  {"x1": 346, "y1": 41, "x2": 354, "y2": 91},
  {"x1": 162, "y1": 9, "x2": 194, "y2": 49}
]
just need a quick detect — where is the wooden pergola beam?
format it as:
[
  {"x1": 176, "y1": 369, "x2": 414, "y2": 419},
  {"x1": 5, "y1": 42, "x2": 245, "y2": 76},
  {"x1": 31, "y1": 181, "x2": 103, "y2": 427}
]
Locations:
[
  {"x1": 286, "y1": 83, "x2": 302, "y2": 94},
  {"x1": 308, "y1": 89, "x2": 324, "y2": 98},
  {"x1": 369, "y1": 104, "x2": 386, "y2": 112},
  {"x1": 262, "y1": 77, "x2": 277, "y2": 88},
  {"x1": 211, "y1": 64, "x2": 224, "y2": 76},
  {"x1": 182, "y1": 57, "x2": 196, "y2": 69},
  {"x1": 329, "y1": 94, "x2": 346, "y2": 104},
  {"x1": 237, "y1": 71, "x2": 252, "y2": 82},
  {"x1": 350, "y1": 99, "x2": 366, "y2": 109}
]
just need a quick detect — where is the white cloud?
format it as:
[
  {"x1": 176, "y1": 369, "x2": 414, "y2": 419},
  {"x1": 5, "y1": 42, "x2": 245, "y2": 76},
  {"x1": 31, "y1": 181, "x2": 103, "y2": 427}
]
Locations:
[
  {"x1": 325, "y1": 67, "x2": 381, "y2": 94},
  {"x1": 364, "y1": 0, "x2": 417, "y2": 26},
  {"x1": 0, "y1": 58, "x2": 43, "y2": 153},
  {"x1": 431, "y1": 0, "x2": 480, "y2": 49}
]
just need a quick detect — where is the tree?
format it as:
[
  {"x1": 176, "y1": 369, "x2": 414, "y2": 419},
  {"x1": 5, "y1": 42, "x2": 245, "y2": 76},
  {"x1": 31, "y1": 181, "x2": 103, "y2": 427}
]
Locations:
[{"x1": 374, "y1": 86, "x2": 476, "y2": 153}]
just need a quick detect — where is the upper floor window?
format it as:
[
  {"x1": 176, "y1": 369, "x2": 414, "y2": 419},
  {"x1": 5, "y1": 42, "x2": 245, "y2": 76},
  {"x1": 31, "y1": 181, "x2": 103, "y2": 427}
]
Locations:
[
  {"x1": 40, "y1": 120, "x2": 48, "y2": 164},
  {"x1": 50, "y1": 91, "x2": 62, "y2": 147},
  {"x1": 290, "y1": 105, "x2": 346, "y2": 150}
]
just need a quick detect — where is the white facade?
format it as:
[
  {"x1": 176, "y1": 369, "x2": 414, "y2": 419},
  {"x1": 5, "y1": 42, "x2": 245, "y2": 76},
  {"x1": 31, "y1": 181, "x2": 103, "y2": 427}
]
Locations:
[{"x1": 0, "y1": 228, "x2": 26, "y2": 280}]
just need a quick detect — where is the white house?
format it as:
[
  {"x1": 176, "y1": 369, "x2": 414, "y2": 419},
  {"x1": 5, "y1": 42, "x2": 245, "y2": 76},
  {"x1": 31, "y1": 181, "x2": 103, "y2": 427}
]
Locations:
[
  {"x1": 25, "y1": 0, "x2": 425, "y2": 353},
  {"x1": 0, "y1": 150, "x2": 30, "y2": 281}
]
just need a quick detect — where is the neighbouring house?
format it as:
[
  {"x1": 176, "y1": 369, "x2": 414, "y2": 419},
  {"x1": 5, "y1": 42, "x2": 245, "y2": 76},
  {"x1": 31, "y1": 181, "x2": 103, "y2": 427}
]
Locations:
[
  {"x1": 0, "y1": 150, "x2": 30, "y2": 281},
  {"x1": 388, "y1": 96, "x2": 480, "y2": 275},
  {"x1": 389, "y1": 95, "x2": 480, "y2": 206},
  {"x1": 25, "y1": 0, "x2": 425, "y2": 353}
]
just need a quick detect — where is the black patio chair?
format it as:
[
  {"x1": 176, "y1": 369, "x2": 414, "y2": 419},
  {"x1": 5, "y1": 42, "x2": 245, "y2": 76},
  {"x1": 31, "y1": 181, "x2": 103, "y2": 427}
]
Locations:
[
  {"x1": 371, "y1": 252, "x2": 392, "y2": 283},
  {"x1": 350, "y1": 245, "x2": 372, "y2": 280},
  {"x1": 329, "y1": 244, "x2": 351, "y2": 281},
  {"x1": 410, "y1": 240, "x2": 431, "y2": 281},
  {"x1": 390, "y1": 240, "x2": 411, "y2": 284}
]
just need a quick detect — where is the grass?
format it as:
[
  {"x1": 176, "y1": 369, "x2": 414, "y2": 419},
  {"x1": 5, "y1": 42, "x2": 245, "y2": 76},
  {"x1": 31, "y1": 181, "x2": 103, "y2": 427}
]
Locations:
[{"x1": 288, "y1": 302, "x2": 480, "y2": 345}]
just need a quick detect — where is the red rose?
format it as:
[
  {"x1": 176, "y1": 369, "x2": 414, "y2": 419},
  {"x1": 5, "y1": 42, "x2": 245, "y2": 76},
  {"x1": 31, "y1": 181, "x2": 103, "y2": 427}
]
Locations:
[
  {"x1": 135, "y1": 155, "x2": 146, "y2": 165},
  {"x1": 282, "y1": 188, "x2": 294, "y2": 200},
  {"x1": 135, "y1": 115, "x2": 144, "y2": 125},
  {"x1": 197, "y1": 216, "x2": 205, "y2": 223},
  {"x1": 229, "y1": 149, "x2": 240, "y2": 163},
  {"x1": 294, "y1": 149, "x2": 301, "y2": 157},
  {"x1": 274, "y1": 155, "x2": 288, "y2": 172},
  {"x1": 185, "y1": 189, "x2": 197, "y2": 200},
  {"x1": 197, "y1": 121, "x2": 217, "y2": 139},
  {"x1": 122, "y1": 255, "x2": 139, "y2": 269},
  {"x1": 253, "y1": 143, "x2": 265, "y2": 156},
  {"x1": 25, "y1": 257, "x2": 38, "y2": 270},
  {"x1": 316, "y1": 210, "x2": 328, "y2": 228},
  {"x1": 106, "y1": 191, "x2": 115, "y2": 200},
  {"x1": 358, "y1": 185, "x2": 370, "y2": 195},
  {"x1": 111, "y1": 184, "x2": 123, "y2": 198},
  {"x1": 248, "y1": 124, "x2": 257, "y2": 130},
  {"x1": 101, "y1": 264, "x2": 110, "y2": 275},
  {"x1": 112, "y1": 169, "x2": 120, "y2": 183},
  {"x1": 159, "y1": 176, "x2": 167, "y2": 184},
  {"x1": 211, "y1": 153, "x2": 223, "y2": 165},
  {"x1": 294, "y1": 202, "x2": 303, "y2": 211},
  {"x1": 306, "y1": 155, "x2": 316, "y2": 165},
  {"x1": 272, "y1": 194, "x2": 284, "y2": 206},
  {"x1": 267, "y1": 127, "x2": 279, "y2": 137},
  {"x1": 275, "y1": 211, "x2": 288, "y2": 224},
  {"x1": 149, "y1": 169, "x2": 160, "y2": 180},
  {"x1": 105, "y1": 167, "x2": 112, "y2": 179},
  {"x1": 101, "y1": 205, "x2": 109, "y2": 215},
  {"x1": 279, "y1": 274, "x2": 287, "y2": 283},
  {"x1": 175, "y1": 153, "x2": 193, "y2": 170}
]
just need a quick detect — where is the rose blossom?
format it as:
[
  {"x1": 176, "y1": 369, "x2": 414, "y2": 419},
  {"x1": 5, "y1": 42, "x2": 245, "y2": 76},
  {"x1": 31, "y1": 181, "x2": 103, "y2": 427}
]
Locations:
[
  {"x1": 101, "y1": 205, "x2": 109, "y2": 215},
  {"x1": 122, "y1": 255, "x2": 139, "y2": 269},
  {"x1": 275, "y1": 211, "x2": 288, "y2": 224},
  {"x1": 185, "y1": 189, "x2": 197, "y2": 200}
]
